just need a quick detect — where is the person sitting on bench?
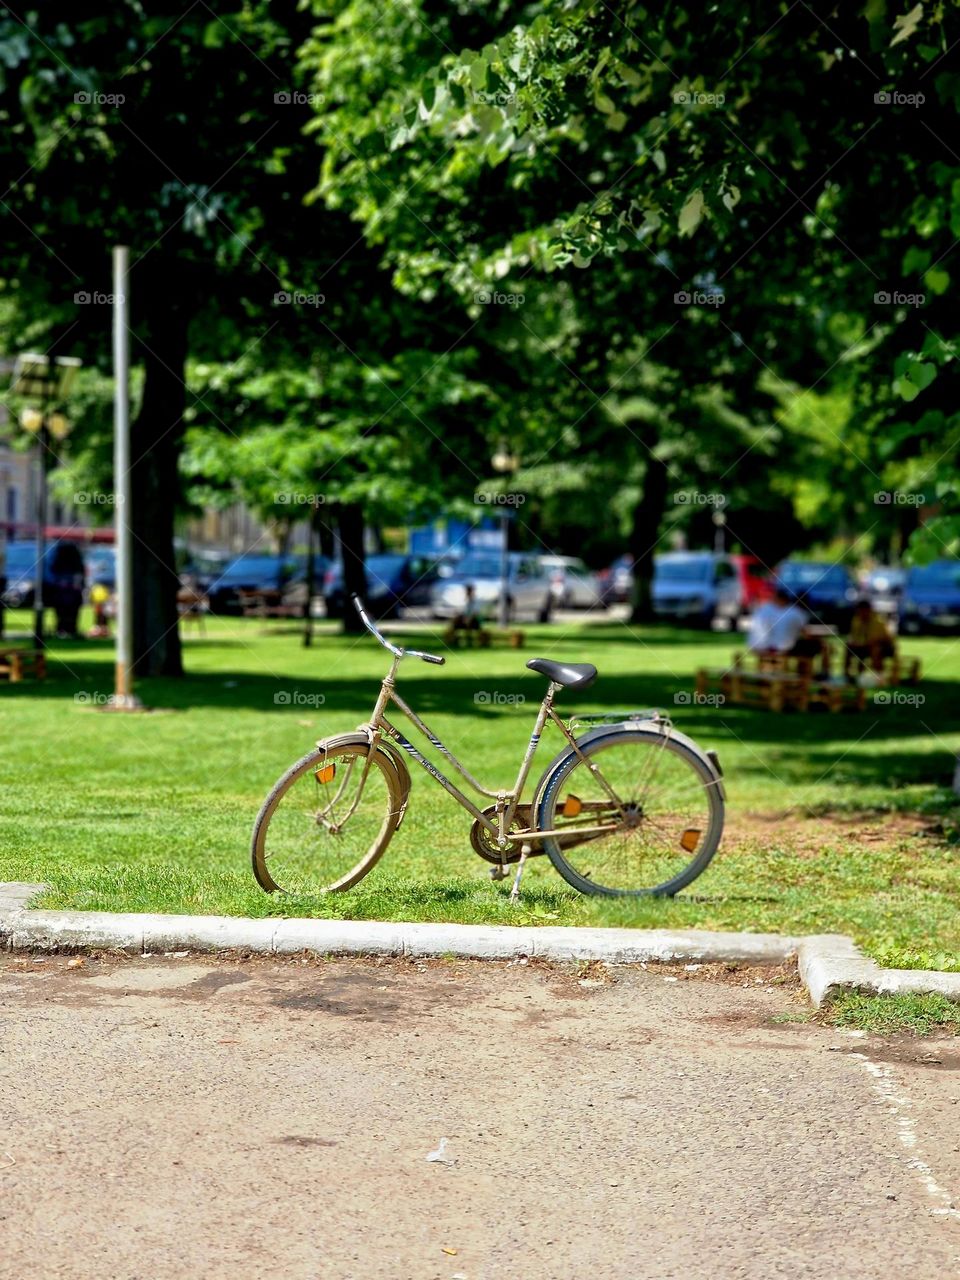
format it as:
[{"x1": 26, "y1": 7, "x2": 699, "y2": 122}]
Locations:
[
  {"x1": 845, "y1": 598, "x2": 894, "y2": 677},
  {"x1": 444, "y1": 583, "x2": 487, "y2": 645},
  {"x1": 747, "y1": 585, "x2": 809, "y2": 655}
]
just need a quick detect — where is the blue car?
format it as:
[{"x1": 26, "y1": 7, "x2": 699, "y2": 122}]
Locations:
[
  {"x1": 899, "y1": 560, "x2": 960, "y2": 634},
  {"x1": 775, "y1": 560, "x2": 858, "y2": 627},
  {"x1": 651, "y1": 552, "x2": 743, "y2": 627},
  {"x1": 200, "y1": 553, "x2": 305, "y2": 615},
  {"x1": 1, "y1": 539, "x2": 85, "y2": 611},
  {"x1": 324, "y1": 553, "x2": 445, "y2": 619}
]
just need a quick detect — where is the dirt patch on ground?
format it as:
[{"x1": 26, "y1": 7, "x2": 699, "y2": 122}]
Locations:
[
  {"x1": 827, "y1": 1038, "x2": 960, "y2": 1070},
  {"x1": 723, "y1": 808, "x2": 944, "y2": 857},
  {"x1": 1, "y1": 949, "x2": 798, "y2": 1008}
]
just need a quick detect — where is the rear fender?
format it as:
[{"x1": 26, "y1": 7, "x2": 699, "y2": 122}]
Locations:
[{"x1": 530, "y1": 720, "x2": 725, "y2": 812}]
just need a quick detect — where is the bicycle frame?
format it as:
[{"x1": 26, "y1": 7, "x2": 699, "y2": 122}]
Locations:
[{"x1": 359, "y1": 650, "x2": 627, "y2": 850}]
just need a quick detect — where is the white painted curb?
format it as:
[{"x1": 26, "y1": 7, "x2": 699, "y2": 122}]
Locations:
[
  {"x1": 2, "y1": 883, "x2": 959, "y2": 1007},
  {"x1": 798, "y1": 934, "x2": 960, "y2": 1007}
]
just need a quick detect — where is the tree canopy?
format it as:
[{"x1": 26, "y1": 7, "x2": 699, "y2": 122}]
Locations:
[{"x1": 1, "y1": 1, "x2": 956, "y2": 656}]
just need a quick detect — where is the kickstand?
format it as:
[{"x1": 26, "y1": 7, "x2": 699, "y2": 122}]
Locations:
[{"x1": 509, "y1": 846, "x2": 530, "y2": 904}]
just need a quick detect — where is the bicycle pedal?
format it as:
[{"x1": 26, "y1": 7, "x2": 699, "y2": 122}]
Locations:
[{"x1": 489, "y1": 864, "x2": 510, "y2": 881}]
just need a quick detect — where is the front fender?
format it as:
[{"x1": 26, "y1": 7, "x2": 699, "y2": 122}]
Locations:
[{"x1": 316, "y1": 730, "x2": 412, "y2": 820}]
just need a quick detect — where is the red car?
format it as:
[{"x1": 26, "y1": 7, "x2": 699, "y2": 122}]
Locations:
[{"x1": 731, "y1": 554, "x2": 774, "y2": 610}]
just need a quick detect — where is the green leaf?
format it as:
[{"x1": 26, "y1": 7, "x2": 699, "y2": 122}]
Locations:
[
  {"x1": 202, "y1": 20, "x2": 225, "y2": 48},
  {"x1": 912, "y1": 361, "x2": 936, "y2": 390},
  {"x1": 924, "y1": 265, "x2": 950, "y2": 294},
  {"x1": 890, "y1": 3, "x2": 924, "y2": 47},
  {"x1": 678, "y1": 189, "x2": 705, "y2": 236},
  {"x1": 902, "y1": 245, "x2": 930, "y2": 274}
]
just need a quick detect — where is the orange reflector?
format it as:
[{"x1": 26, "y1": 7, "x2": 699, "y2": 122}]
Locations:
[
  {"x1": 680, "y1": 828, "x2": 701, "y2": 852},
  {"x1": 562, "y1": 795, "x2": 583, "y2": 817},
  {"x1": 315, "y1": 763, "x2": 336, "y2": 784}
]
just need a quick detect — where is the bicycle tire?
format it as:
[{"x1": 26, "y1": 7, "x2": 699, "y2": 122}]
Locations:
[
  {"x1": 537, "y1": 726, "x2": 724, "y2": 897},
  {"x1": 251, "y1": 734, "x2": 406, "y2": 895}
]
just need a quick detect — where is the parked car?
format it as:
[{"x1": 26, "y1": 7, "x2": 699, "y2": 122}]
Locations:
[
  {"x1": 652, "y1": 552, "x2": 742, "y2": 627},
  {"x1": 538, "y1": 555, "x2": 606, "y2": 610},
  {"x1": 277, "y1": 557, "x2": 330, "y2": 615},
  {"x1": 774, "y1": 560, "x2": 858, "y2": 627},
  {"x1": 1, "y1": 539, "x2": 86, "y2": 611},
  {"x1": 862, "y1": 565, "x2": 905, "y2": 617},
  {"x1": 731, "y1": 554, "x2": 774, "y2": 611},
  {"x1": 202, "y1": 553, "x2": 304, "y2": 615},
  {"x1": 323, "y1": 553, "x2": 444, "y2": 619},
  {"x1": 431, "y1": 551, "x2": 553, "y2": 622},
  {"x1": 598, "y1": 554, "x2": 634, "y2": 605},
  {"x1": 899, "y1": 560, "x2": 960, "y2": 634}
]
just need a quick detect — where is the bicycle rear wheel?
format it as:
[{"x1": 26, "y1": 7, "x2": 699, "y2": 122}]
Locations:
[
  {"x1": 252, "y1": 736, "x2": 406, "y2": 895},
  {"x1": 537, "y1": 727, "x2": 724, "y2": 897}
]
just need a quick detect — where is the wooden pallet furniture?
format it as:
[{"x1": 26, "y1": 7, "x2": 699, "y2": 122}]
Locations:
[
  {"x1": 695, "y1": 636, "x2": 919, "y2": 714},
  {"x1": 806, "y1": 678, "x2": 866, "y2": 713},
  {"x1": 177, "y1": 586, "x2": 209, "y2": 633},
  {"x1": 0, "y1": 648, "x2": 46, "y2": 682},
  {"x1": 697, "y1": 666, "x2": 811, "y2": 712},
  {"x1": 846, "y1": 652, "x2": 922, "y2": 686},
  {"x1": 444, "y1": 624, "x2": 526, "y2": 649}
]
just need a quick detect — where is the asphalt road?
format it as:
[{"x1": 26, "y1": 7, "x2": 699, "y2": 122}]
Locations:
[{"x1": 1, "y1": 953, "x2": 959, "y2": 1280}]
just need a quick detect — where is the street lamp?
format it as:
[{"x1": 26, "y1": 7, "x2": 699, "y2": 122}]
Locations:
[
  {"x1": 491, "y1": 441, "x2": 519, "y2": 628},
  {"x1": 11, "y1": 353, "x2": 82, "y2": 649}
]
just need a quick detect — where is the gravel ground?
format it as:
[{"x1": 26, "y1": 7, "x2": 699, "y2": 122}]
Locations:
[{"x1": 1, "y1": 952, "x2": 958, "y2": 1280}]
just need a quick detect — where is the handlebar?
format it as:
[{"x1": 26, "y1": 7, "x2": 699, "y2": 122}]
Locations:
[{"x1": 352, "y1": 594, "x2": 445, "y2": 666}]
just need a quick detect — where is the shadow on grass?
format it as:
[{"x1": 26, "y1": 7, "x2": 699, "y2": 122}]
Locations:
[{"x1": 6, "y1": 625, "x2": 958, "y2": 796}]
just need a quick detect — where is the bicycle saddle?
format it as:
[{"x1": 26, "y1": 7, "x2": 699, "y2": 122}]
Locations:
[{"x1": 526, "y1": 658, "x2": 598, "y2": 691}]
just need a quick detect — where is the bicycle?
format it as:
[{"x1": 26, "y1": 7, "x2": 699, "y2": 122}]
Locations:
[{"x1": 252, "y1": 596, "x2": 726, "y2": 899}]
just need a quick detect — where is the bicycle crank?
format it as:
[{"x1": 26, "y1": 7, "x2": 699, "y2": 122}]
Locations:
[{"x1": 469, "y1": 804, "x2": 541, "y2": 866}]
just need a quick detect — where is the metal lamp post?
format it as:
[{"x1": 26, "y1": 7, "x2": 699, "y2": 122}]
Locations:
[
  {"x1": 11, "y1": 354, "x2": 82, "y2": 649},
  {"x1": 112, "y1": 245, "x2": 139, "y2": 708}
]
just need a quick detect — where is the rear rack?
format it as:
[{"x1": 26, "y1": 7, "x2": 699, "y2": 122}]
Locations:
[{"x1": 570, "y1": 709, "x2": 664, "y2": 725}]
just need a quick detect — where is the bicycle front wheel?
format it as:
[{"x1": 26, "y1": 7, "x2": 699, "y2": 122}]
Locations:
[
  {"x1": 252, "y1": 736, "x2": 406, "y2": 895},
  {"x1": 537, "y1": 727, "x2": 724, "y2": 897}
]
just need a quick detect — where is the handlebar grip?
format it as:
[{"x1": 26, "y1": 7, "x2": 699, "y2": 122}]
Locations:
[{"x1": 421, "y1": 653, "x2": 445, "y2": 665}]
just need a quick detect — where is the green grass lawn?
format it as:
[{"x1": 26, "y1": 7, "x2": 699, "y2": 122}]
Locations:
[{"x1": 1, "y1": 609, "x2": 959, "y2": 969}]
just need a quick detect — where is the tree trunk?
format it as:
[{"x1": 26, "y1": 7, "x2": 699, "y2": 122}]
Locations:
[
  {"x1": 130, "y1": 269, "x2": 188, "y2": 677},
  {"x1": 629, "y1": 446, "x2": 669, "y2": 624},
  {"x1": 338, "y1": 502, "x2": 366, "y2": 633},
  {"x1": 318, "y1": 518, "x2": 335, "y2": 561}
]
